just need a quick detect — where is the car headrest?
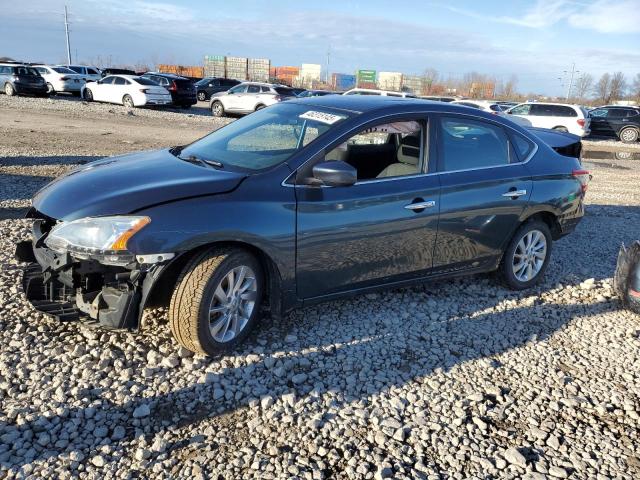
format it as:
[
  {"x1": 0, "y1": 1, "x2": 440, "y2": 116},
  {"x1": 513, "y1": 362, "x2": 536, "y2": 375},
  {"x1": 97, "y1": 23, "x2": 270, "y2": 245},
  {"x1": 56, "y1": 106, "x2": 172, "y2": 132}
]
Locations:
[{"x1": 397, "y1": 135, "x2": 420, "y2": 166}]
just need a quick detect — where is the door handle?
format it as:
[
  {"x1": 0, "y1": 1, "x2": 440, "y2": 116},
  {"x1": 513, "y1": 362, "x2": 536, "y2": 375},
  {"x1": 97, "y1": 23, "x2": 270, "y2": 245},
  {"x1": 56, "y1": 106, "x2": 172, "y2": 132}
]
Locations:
[
  {"x1": 502, "y1": 189, "x2": 527, "y2": 199},
  {"x1": 404, "y1": 200, "x2": 436, "y2": 210}
]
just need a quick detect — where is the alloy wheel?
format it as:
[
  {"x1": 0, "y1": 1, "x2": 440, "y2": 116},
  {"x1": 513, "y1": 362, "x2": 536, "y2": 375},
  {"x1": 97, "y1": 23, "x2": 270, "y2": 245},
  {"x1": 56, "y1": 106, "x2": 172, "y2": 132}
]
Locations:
[
  {"x1": 208, "y1": 265, "x2": 257, "y2": 343},
  {"x1": 621, "y1": 128, "x2": 638, "y2": 143},
  {"x1": 512, "y1": 229, "x2": 547, "y2": 282},
  {"x1": 4, "y1": 83, "x2": 13, "y2": 95},
  {"x1": 212, "y1": 103, "x2": 223, "y2": 116},
  {"x1": 198, "y1": 92, "x2": 206, "y2": 101}
]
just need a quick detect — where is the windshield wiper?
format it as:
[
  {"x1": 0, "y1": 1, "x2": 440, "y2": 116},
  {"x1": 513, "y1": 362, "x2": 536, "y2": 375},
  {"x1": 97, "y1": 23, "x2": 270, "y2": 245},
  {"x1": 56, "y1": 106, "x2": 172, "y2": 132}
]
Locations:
[{"x1": 178, "y1": 154, "x2": 224, "y2": 169}]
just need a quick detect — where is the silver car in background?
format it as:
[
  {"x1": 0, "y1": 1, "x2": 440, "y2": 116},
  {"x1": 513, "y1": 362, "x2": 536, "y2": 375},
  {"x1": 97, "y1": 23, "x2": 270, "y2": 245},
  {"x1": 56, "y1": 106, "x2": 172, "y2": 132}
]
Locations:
[
  {"x1": 209, "y1": 82, "x2": 297, "y2": 117},
  {"x1": 33, "y1": 65, "x2": 86, "y2": 96}
]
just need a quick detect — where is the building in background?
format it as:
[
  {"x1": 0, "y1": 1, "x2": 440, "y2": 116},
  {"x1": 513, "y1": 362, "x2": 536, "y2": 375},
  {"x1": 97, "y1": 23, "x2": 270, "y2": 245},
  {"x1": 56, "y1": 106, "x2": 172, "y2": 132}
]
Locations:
[
  {"x1": 225, "y1": 56, "x2": 248, "y2": 81},
  {"x1": 377, "y1": 72, "x2": 402, "y2": 91},
  {"x1": 299, "y1": 63, "x2": 322, "y2": 88},
  {"x1": 401, "y1": 75, "x2": 425, "y2": 95},
  {"x1": 271, "y1": 66, "x2": 300, "y2": 86}
]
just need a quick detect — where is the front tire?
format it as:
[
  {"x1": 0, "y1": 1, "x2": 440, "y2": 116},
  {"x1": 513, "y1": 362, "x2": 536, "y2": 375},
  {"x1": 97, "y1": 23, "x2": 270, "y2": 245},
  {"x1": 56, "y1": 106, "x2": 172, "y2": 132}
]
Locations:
[
  {"x1": 211, "y1": 100, "x2": 225, "y2": 117},
  {"x1": 4, "y1": 83, "x2": 15, "y2": 96},
  {"x1": 197, "y1": 91, "x2": 207, "y2": 101},
  {"x1": 123, "y1": 94, "x2": 134, "y2": 108},
  {"x1": 169, "y1": 248, "x2": 264, "y2": 356},
  {"x1": 499, "y1": 220, "x2": 552, "y2": 290},
  {"x1": 619, "y1": 127, "x2": 639, "y2": 143},
  {"x1": 84, "y1": 89, "x2": 93, "y2": 101}
]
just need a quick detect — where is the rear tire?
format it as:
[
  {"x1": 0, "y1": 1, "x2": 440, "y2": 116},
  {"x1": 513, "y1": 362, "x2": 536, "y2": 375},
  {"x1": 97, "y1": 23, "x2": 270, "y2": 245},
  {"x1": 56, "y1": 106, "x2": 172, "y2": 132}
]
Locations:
[
  {"x1": 211, "y1": 100, "x2": 225, "y2": 117},
  {"x1": 255, "y1": 104, "x2": 266, "y2": 111},
  {"x1": 4, "y1": 83, "x2": 15, "y2": 96},
  {"x1": 122, "y1": 94, "x2": 134, "y2": 108},
  {"x1": 46, "y1": 83, "x2": 55, "y2": 94},
  {"x1": 553, "y1": 126, "x2": 569, "y2": 133},
  {"x1": 169, "y1": 248, "x2": 264, "y2": 356},
  {"x1": 619, "y1": 127, "x2": 639, "y2": 143},
  {"x1": 499, "y1": 220, "x2": 552, "y2": 290}
]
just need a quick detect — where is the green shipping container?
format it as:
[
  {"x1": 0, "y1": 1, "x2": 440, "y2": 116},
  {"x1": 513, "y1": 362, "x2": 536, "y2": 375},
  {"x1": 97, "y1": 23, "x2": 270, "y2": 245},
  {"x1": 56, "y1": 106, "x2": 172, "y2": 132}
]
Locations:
[{"x1": 357, "y1": 69, "x2": 376, "y2": 82}]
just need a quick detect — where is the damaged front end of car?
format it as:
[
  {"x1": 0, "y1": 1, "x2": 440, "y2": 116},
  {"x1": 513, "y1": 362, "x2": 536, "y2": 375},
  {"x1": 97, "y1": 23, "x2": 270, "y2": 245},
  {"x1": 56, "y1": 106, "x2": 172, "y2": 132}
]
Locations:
[{"x1": 15, "y1": 210, "x2": 172, "y2": 330}]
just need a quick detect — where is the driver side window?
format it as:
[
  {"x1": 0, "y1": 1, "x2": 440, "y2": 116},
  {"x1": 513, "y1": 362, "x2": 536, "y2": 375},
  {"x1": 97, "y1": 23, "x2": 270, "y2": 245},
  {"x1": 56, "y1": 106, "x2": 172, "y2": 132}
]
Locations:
[{"x1": 325, "y1": 120, "x2": 425, "y2": 181}]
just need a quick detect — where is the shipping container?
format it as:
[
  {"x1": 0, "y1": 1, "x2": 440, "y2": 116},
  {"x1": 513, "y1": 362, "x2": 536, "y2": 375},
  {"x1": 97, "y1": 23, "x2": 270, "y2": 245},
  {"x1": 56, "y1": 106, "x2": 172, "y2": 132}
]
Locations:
[
  {"x1": 204, "y1": 55, "x2": 226, "y2": 78},
  {"x1": 332, "y1": 73, "x2": 356, "y2": 91},
  {"x1": 158, "y1": 64, "x2": 204, "y2": 78},
  {"x1": 247, "y1": 58, "x2": 270, "y2": 82},
  {"x1": 357, "y1": 81, "x2": 377, "y2": 90}
]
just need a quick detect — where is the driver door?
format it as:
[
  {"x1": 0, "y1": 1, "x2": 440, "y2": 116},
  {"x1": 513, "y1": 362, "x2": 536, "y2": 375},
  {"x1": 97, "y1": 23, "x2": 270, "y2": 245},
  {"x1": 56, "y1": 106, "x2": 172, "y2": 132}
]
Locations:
[
  {"x1": 224, "y1": 85, "x2": 247, "y2": 111},
  {"x1": 295, "y1": 117, "x2": 441, "y2": 299}
]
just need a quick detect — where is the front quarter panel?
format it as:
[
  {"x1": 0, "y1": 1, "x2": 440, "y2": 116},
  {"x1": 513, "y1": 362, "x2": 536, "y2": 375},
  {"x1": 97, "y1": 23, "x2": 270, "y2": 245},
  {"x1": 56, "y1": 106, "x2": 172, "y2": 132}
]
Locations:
[{"x1": 128, "y1": 164, "x2": 297, "y2": 294}]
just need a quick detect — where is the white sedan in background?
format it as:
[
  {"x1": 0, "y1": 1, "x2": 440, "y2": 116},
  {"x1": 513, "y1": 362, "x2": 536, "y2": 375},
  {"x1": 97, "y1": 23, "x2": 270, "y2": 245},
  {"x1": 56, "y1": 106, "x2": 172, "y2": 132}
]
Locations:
[
  {"x1": 451, "y1": 99, "x2": 531, "y2": 127},
  {"x1": 82, "y1": 75, "x2": 172, "y2": 107},
  {"x1": 33, "y1": 65, "x2": 86, "y2": 95}
]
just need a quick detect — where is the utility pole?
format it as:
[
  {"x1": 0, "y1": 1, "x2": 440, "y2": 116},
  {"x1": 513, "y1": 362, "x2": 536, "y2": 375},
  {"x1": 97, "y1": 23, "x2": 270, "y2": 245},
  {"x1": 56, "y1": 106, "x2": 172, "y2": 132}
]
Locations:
[
  {"x1": 64, "y1": 5, "x2": 72, "y2": 66},
  {"x1": 326, "y1": 44, "x2": 331, "y2": 84},
  {"x1": 563, "y1": 62, "x2": 579, "y2": 101}
]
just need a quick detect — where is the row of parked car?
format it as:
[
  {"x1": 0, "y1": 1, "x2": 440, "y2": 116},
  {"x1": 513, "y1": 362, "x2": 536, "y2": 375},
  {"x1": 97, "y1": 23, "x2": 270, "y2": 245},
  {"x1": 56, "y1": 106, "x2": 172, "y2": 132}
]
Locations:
[{"x1": 2, "y1": 61, "x2": 639, "y2": 143}]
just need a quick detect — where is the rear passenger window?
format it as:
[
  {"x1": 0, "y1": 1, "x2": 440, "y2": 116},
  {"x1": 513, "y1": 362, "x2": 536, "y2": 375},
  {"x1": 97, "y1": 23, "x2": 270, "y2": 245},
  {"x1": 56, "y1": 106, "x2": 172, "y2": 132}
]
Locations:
[
  {"x1": 438, "y1": 117, "x2": 511, "y2": 171},
  {"x1": 247, "y1": 85, "x2": 260, "y2": 93},
  {"x1": 87, "y1": 68, "x2": 98, "y2": 75},
  {"x1": 114, "y1": 77, "x2": 126, "y2": 85},
  {"x1": 511, "y1": 132, "x2": 535, "y2": 162},
  {"x1": 510, "y1": 104, "x2": 531, "y2": 115}
]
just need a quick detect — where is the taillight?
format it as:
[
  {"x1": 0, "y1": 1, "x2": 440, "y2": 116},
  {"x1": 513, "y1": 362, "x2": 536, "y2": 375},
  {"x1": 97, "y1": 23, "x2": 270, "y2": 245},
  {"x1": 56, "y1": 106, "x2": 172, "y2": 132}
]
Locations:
[
  {"x1": 274, "y1": 95, "x2": 284, "y2": 101},
  {"x1": 139, "y1": 88, "x2": 149, "y2": 93},
  {"x1": 577, "y1": 119, "x2": 585, "y2": 127},
  {"x1": 60, "y1": 76, "x2": 69, "y2": 81},
  {"x1": 572, "y1": 169, "x2": 590, "y2": 193},
  {"x1": 168, "y1": 81, "x2": 177, "y2": 91}
]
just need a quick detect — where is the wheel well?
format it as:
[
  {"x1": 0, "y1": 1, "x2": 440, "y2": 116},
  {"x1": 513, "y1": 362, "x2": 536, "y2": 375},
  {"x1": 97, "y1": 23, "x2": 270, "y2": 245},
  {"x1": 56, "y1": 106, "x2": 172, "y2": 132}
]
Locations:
[
  {"x1": 144, "y1": 241, "x2": 283, "y2": 316},
  {"x1": 523, "y1": 212, "x2": 562, "y2": 240},
  {"x1": 255, "y1": 104, "x2": 265, "y2": 109}
]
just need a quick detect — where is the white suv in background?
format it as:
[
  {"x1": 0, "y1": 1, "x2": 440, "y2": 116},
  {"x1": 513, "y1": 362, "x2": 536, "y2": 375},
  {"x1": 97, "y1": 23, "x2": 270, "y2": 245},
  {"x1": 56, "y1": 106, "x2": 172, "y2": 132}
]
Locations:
[
  {"x1": 506, "y1": 102, "x2": 591, "y2": 137},
  {"x1": 209, "y1": 82, "x2": 297, "y2": 117},
  {"x1": 59, "y1": 65, "x2": 102, "y2": 82},
  {"x1": 343, "y1": 88, "x2": 417, "y2": 98}
]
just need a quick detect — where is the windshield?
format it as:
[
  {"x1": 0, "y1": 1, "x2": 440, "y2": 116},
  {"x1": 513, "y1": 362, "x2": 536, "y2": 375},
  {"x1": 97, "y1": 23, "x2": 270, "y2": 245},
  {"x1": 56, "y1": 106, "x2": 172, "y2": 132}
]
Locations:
[
  {"x1": 16, "y1": 67, "x2": 40, "y2": 76},
  {"x1": 53, "y1": 67, "x2": 76, "y2": 74},
  {"x1": 179, "y1": 103, "x2": 352, "y2": 171}
]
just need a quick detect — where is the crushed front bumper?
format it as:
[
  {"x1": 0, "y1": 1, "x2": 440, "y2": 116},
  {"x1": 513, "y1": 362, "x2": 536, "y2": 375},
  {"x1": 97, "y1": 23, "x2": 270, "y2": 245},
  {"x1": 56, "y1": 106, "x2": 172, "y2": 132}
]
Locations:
[{"x1": 16, "y1": 235, "x2": 159, "y2": 330}]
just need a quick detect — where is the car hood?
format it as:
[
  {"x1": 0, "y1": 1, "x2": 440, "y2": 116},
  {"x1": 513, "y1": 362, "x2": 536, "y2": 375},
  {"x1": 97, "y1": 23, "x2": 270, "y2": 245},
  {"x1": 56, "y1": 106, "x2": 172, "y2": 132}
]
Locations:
[{"x1": 32, "y1": 149, "x2": 247, "y2": 221}]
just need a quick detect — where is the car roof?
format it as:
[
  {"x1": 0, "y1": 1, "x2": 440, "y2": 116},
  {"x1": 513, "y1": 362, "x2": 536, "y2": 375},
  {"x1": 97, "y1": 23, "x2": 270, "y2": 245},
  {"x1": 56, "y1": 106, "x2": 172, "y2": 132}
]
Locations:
[
  {"x1": 288, "y1": 95, "x2": 519, "y2": 121},
  {"x1": 143, "y1": 72, "x2": 189, "y2": 79}
]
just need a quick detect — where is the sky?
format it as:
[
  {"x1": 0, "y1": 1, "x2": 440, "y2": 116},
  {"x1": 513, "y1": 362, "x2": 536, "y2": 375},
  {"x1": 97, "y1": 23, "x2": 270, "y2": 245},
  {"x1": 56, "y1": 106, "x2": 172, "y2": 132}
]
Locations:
[{"x1": 2, "y1": 0, "x2": 639, "y2": 96}]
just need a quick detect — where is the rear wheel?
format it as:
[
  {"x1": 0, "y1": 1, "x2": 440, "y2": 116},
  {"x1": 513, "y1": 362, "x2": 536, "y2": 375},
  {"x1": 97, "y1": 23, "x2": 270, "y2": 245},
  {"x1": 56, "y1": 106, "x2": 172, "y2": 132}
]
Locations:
[
  {"x1": 169, "y1": 248, "x2": 264, "y2": 356},
  {"x1": 211, "y1": 100, "x2": 225, "y2": 117},
  {"x1": 46, "y1": 83, "x2": 55, "y2": 94},
  {"x1": 619, "y1": 127, "x2": 639, "y2": 143},
  {"x1": 499, "y1": 220, "x2": 552, "y2": 290},
  {"x1": 197, "y1": 91, "x2": 207, "y2": 101},
  {"x1": 553, "y1": 126, "x2": 568, "y2": 133},
  {"x1": 255, "y1": 104, "x2": 266, "y2": 111},
  {"x1": 122, "y1": 94, "x2": 134, "y2": 108},
  {"x1": 4, "y1": 83, "x2": 15, "y2": 96}
]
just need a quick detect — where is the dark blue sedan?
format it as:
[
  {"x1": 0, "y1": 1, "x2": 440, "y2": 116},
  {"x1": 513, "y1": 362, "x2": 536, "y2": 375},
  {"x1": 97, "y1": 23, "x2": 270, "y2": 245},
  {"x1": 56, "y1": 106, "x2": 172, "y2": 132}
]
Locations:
[{"x1": 17, "y1": 96, "x2": 589, "y2": 356}]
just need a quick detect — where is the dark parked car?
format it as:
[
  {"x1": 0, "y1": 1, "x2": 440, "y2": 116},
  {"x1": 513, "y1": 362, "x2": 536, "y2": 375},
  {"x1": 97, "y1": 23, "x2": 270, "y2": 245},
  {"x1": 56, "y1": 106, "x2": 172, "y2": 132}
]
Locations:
[
  {"x1": 589, "y1": 106, "x2": 640, "y2": 143},
  {"x1": 101, "y1": 68, "x2": 136, "y2": 77},
  {"x1": 297, "y1": 89, "x2": 339, "y2": 98},
  {"x1": 0, "y1": 63, "x2": 47, "y2": 97},
  {"x1": 195, "y1": 77, "x2": 240, "y2": 101},
  {"x1": 17, "y1": 96, "x2": 589, "y2": 356},
  {"x1": 141, "y1": 72, "x2": 197, "y2": 108}
]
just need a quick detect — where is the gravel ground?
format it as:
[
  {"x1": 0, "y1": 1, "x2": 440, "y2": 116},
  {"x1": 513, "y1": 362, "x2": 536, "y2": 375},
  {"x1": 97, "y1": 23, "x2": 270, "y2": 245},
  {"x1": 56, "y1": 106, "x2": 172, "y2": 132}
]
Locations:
[{"x1": 1, "y1": 95, "x2": 640, "y2": 479}]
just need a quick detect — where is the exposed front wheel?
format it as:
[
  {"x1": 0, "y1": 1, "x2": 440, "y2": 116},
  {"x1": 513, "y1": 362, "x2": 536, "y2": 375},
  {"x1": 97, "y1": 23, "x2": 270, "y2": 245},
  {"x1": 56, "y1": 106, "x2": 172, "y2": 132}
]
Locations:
[
  {"x1": 499, "y1": 220, "x2": 552, "y2": 290},
  {"x1": 619, "y1": 127, "x2": 639, "y2": 143},
  {"x1": 169, "y1": 248, "x2": 264, "y2": 356}
]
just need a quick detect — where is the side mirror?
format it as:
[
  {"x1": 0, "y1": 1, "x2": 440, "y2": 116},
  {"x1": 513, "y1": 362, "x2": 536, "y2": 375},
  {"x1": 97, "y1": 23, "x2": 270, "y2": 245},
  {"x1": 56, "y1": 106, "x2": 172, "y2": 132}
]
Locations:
[{"x1": 312, "y1": 160, "x2": 357, "y2": 187}]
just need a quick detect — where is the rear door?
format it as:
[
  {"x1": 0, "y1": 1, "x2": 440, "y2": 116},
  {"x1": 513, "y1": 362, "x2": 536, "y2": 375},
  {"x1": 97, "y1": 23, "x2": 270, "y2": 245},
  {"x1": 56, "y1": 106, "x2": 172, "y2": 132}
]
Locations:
[{"x1": 432, "y1": 114, "x2": 532, "y2": 274}]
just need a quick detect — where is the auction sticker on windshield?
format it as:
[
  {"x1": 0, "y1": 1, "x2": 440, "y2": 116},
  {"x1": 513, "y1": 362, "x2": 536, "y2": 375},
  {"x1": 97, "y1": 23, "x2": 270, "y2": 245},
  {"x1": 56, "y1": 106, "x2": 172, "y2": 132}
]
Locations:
[{"x1": 299, "y1": 111, "x2": 345, "y2": 125}]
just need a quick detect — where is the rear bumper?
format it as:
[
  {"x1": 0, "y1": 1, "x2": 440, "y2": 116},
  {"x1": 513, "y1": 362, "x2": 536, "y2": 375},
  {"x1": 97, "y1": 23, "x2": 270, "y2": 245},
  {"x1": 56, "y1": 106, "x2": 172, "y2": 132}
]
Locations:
[
  {"x1": 14, "y1": 83, "x2": 48, "y2": 95},
  {"x1": 16, "y1": 236, "x2": 159, "y2": 331},
  {"x1": 170, "y1": 93, "x2": 197, "y2": 106}
]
